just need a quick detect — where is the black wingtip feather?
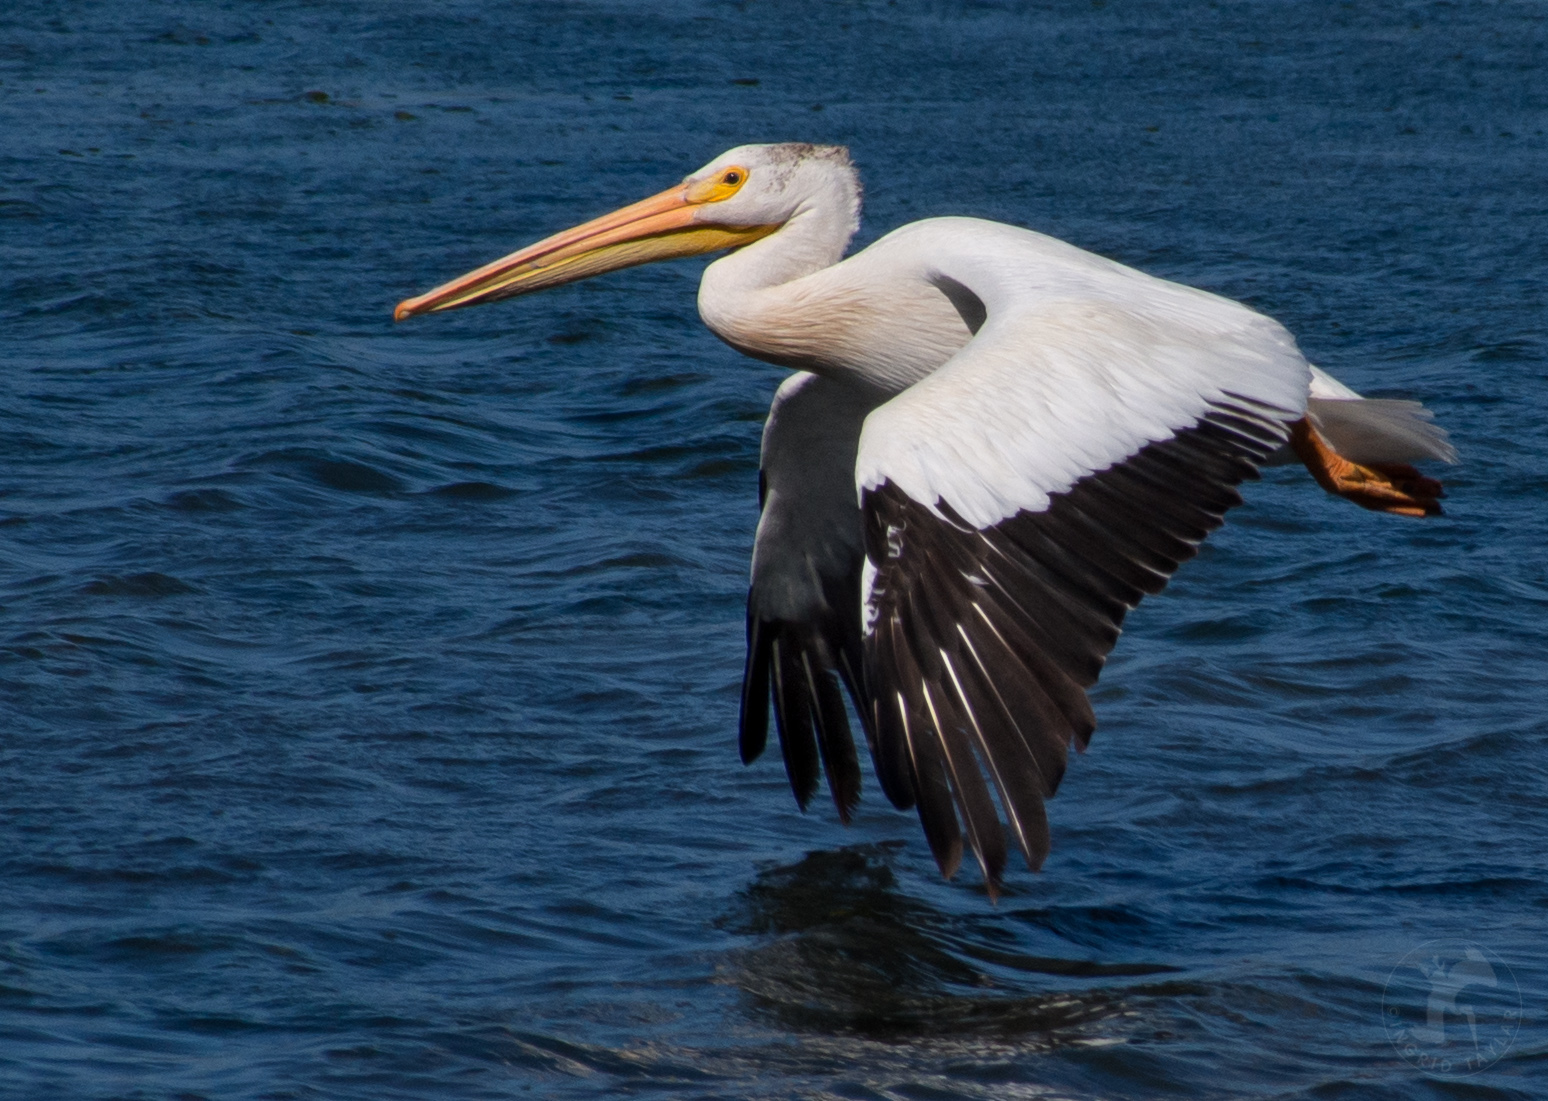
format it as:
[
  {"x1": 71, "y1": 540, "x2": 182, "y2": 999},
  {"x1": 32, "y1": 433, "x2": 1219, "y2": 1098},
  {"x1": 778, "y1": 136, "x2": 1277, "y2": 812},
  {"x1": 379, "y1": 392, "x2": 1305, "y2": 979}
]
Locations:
[
  {"x1": 800, "y1": 648, "x2": 862, "y2": 823},
  {"x1": 739, "y1": 615, "x2": 772, "y2": 765},
  {"x1": 923, "y1": 678, "x2": 1008, "y2": 895},
  {"x1": 886, "y1": 618, "x2": 965, "y2": 880},
  {"x1": 771, "y1": 632, "x2": 821, "y2": 810}
]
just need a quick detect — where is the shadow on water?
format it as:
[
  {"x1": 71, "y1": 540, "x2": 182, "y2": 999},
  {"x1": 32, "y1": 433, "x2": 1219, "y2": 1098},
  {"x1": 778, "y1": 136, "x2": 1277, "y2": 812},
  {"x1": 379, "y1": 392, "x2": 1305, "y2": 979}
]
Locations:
[{"x1": 715, "y1": 845, "x2": 1177, "y2": 1042}]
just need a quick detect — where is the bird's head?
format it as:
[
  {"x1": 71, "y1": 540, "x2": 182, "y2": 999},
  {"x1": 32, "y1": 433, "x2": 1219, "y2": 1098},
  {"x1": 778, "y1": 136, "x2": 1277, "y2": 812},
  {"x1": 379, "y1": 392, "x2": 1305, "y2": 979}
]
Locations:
[{"x1": 393, "y1": 143, "x2": 858, "y2": 321}]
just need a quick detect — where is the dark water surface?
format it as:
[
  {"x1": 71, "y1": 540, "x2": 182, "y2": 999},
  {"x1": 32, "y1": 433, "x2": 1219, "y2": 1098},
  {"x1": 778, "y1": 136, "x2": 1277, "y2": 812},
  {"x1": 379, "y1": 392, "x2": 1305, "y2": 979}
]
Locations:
[{"x1": 4, "y1": 2, "x2": 1546, "y2": 1097}]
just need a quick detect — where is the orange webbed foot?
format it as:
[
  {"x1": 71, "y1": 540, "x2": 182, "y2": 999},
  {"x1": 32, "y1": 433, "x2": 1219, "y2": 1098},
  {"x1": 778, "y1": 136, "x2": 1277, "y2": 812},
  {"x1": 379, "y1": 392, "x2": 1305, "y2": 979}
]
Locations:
[{"x1": 1289, "y1": 418, "x2": 1445, "y2": 517}]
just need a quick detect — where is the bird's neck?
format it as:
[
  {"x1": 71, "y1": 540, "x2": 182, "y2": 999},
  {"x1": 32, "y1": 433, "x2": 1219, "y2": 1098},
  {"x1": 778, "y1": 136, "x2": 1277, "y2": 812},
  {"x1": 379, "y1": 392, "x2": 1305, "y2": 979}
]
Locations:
[
  {"x1": 695, "y1": 216, "x2": 974, "y2": 393},
  {"x1": 696, "y1": 190, "x2": 863, "y2": 371}
]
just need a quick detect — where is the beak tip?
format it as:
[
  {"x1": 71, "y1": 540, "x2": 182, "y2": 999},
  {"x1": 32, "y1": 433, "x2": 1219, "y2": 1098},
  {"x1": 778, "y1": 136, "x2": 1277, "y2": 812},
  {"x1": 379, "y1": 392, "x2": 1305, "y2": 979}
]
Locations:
[{"x1": 393, "y1": 301, "x2": 416, "y2": 322}]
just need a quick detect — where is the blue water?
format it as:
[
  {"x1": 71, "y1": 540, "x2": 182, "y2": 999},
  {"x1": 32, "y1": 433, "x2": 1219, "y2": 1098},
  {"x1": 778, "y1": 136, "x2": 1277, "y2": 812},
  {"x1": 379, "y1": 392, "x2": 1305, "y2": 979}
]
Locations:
[{"x1": 3, "y1": 1, "x2": 1545, "y2": 1097}]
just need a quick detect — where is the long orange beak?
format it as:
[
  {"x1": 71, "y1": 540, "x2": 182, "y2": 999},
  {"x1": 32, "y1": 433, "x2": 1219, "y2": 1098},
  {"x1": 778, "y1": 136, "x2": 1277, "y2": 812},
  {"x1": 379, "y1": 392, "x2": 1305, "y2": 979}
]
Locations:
[{"x1": 394, "y1": 184, "x2": 777, "y2": 321}]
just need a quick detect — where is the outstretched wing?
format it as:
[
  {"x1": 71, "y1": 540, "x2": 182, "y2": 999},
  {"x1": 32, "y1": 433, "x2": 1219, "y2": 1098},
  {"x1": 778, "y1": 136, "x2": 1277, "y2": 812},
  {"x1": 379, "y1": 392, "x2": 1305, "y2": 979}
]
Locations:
[
  {"x1": 852, "y1": 220, "x2": 1312, "y2": 895},
  {"x1": 740, "y1": 372, "x2": 883, "y2": 821}
]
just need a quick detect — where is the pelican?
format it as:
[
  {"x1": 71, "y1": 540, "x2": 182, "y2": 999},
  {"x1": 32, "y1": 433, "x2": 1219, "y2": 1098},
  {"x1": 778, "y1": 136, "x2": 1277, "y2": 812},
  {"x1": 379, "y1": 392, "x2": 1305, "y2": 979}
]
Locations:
[{"x1": 396, "y1": 143, "x2": 1454, "y2": 897}]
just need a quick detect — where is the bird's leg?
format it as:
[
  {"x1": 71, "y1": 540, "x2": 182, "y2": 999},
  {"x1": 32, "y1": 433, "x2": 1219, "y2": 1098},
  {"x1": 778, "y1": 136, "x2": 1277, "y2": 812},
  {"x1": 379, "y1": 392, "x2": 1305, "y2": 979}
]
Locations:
[{"x1": 1288, "y1": 417, "x2": 1445, "y2": 517}]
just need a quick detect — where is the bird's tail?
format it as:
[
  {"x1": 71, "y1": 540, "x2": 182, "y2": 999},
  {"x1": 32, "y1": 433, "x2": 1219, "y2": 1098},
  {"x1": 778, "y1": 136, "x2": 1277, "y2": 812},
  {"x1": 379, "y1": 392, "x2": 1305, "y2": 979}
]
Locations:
[{"x1": 1305, "y1": 394, "x2": 1456, "y2": 466}]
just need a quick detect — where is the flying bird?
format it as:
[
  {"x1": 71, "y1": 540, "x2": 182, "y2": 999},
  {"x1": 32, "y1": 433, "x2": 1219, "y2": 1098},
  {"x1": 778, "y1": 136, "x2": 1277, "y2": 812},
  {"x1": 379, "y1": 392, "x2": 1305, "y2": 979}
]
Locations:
[{"x1": 395, "y1": 143, "x2": 1454, "y2": 897}]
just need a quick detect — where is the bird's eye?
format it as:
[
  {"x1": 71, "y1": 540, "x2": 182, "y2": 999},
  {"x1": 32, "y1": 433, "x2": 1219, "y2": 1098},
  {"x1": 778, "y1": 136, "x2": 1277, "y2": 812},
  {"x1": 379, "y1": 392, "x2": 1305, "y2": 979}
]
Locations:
[{"x1": 689, "y1": 166, "x2": 748, "y2": 203}]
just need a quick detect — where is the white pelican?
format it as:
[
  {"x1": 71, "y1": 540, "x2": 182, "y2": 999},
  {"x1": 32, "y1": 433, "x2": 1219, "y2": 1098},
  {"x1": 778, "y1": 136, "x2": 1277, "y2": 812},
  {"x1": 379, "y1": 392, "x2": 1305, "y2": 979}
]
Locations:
[{"x1": 396, "y1": 143, "x2": 1454, "y2": 897}]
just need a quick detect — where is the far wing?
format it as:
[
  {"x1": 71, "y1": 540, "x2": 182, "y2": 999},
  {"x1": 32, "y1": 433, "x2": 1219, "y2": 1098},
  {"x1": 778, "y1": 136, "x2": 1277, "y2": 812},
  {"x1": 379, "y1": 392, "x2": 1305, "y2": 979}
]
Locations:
[
  {"x1": 740, "y1": 372, "x2": 884, "y2": 821},
  {"x1": 853, "y1": 226, "x2": 1310, "y2": 894}
]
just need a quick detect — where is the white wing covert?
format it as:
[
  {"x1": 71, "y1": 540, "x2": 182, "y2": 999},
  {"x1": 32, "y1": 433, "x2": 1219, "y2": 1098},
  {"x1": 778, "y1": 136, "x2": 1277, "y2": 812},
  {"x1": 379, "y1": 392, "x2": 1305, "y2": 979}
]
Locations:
[{"x1": 852, "y1": 221, "x2": 1312, "y2": 894}]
